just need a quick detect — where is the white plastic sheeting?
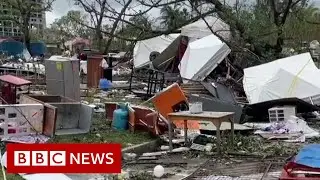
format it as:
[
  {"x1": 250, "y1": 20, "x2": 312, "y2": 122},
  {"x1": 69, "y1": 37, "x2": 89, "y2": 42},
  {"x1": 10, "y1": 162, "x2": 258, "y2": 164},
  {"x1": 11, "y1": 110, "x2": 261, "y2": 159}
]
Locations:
[
  {"x1": 133, "y1": 34, "x2": 180, "y2": 68},
  {"x1": 180, "y1": 16, "x2": 230, "y2": 42},
  {"x1": 179, "y1": 34, "x2": 231, "y2": 82},
  {"x1": 243, "y1": 53, "x2": 320, "y2": 104}
]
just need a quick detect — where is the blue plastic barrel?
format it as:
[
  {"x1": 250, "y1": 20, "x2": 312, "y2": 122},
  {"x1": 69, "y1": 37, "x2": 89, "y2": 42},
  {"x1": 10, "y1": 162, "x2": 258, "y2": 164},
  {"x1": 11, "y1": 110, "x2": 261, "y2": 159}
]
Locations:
[
  {"x1": 99, "y1": 79, "x2": 112, "y2": 90},
  {"x1": 112, "y1": 104, "x2": 129, "y2": 130}
]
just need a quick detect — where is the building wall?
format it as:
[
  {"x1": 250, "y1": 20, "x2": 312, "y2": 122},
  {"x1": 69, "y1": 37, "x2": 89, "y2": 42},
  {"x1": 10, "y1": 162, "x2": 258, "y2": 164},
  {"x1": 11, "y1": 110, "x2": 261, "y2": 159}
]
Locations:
[{"x1": 0, "y1": 0, "x2": 46, "y2": 38}]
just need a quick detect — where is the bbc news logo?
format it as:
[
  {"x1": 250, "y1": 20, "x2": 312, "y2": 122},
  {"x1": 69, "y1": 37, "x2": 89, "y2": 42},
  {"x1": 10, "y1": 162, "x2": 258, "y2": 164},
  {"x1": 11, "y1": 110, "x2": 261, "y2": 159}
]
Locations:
[{"x1": 6, "y1": 144, "x2": 122, "y2": 173}]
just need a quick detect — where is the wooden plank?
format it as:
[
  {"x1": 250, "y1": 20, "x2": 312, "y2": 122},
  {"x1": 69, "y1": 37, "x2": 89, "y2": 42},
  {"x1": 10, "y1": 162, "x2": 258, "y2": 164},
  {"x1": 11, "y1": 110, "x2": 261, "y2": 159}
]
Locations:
[{"x1": 42, "y1": 104, "x2": 57, "y2": 137}]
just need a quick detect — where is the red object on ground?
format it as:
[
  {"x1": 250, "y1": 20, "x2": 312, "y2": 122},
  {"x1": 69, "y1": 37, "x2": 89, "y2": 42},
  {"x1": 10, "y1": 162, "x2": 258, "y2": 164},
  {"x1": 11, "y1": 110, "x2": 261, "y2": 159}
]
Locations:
[
  {"x1": 0, "y1": 75, "x2": 32, "y2": 104},
  {"x1": 280, "y1": 160, "x2": 320, "y2": 180},
  {"x1": 105, "y1": 103, "x2": 169, "y2": 135},
  {"x1": 280, "y1": 169, "x2": 320, "y2": 180},
  {"x1": 0, "y1": 75, "x2": 32, "y2": 86}
]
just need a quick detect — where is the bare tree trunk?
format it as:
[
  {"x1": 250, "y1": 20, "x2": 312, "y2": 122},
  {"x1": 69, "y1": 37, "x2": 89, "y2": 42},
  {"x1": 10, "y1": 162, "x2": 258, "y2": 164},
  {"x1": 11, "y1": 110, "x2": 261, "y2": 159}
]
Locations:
[{"x1": 23, "y1": 16, "x2": 31, "y2": 53}]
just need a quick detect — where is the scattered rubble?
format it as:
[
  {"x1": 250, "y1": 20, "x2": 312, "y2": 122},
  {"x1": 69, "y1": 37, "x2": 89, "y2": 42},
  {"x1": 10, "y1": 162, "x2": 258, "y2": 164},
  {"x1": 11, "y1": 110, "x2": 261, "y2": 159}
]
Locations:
[{"x1": 2, "y1": 31, "x2": 320, "y2": 180}]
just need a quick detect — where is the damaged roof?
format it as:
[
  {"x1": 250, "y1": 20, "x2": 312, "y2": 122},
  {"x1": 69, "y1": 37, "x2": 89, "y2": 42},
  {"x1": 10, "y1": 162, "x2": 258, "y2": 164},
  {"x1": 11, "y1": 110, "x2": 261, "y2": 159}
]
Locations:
[{"x1": 0, "y1": 75, "x2": 32, "y2": 86}]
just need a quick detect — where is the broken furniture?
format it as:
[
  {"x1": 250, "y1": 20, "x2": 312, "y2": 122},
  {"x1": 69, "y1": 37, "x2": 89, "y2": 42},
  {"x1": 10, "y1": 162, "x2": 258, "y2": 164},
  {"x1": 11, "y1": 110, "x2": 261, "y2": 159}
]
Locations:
[
  {"x1": 151, "y1": 83, "x2": 189, "y2": 128},
  {"x1": 20, "y1": 95, "x2": 93, "y2": 136},
  {"x1": 167, "y1": 111, "x2": 234, "y2": 155},
  {"x1": 129, "y1": 67, "x2": 165, "y2": 99},
  {"x1": 0, "y1": 104, "x2": 43, "y2": 137},
  {"x1": 0, "y1": 75, "x2": 31, "y2": 104},
  {"x1": 45, "y1": 56, "x2": 81, "y2": 101},
  {"x1": 188, "y1": 94, "x2": 243, "y2": 124},
  {"x1": 105, "y1": 102, "x2": 168, "y2": 135}
]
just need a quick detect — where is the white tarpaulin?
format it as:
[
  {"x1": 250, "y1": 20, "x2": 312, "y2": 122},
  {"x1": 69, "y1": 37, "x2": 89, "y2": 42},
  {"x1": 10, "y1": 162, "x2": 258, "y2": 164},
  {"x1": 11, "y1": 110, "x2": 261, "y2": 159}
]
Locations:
[
  {"x1": 133, "y1": 34, "x2": 180, "y2": 68},
  {"x1": 179, "y1": 34, "x2": 231, "y2": 82},
  {"x1": 180, "y1": 16, "x2": 230, "y2": 42},
  {"x1": 243, "y1": 53, "x2": 320, "y2": 104}
]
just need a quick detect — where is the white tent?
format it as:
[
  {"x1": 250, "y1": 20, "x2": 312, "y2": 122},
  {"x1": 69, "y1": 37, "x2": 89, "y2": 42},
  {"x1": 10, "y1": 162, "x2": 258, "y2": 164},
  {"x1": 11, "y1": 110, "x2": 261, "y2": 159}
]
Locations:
[
  {"x1": 133, "y1": 34, "x2": 180, "y2": 68},
  {"x1": 180, "y1": 16, "x2": 230, "y2": 42},
  {"x1": 243, "y1": 53, "x2": 320, "y2": 104},
  {"x1": 179, "y1": 34, "x2": 231, "y2": 82}
]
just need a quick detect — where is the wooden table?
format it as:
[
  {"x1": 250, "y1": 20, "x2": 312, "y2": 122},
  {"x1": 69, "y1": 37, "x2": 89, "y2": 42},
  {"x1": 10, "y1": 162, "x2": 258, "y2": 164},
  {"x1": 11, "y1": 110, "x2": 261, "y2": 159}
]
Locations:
[{"x1": 167, "y1": 111, "x2": 235, "y2": 154}]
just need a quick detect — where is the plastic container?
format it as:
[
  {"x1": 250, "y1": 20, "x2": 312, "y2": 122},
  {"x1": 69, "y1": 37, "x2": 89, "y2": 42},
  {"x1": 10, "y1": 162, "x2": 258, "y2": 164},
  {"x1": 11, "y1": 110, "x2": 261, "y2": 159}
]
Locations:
[
  {"x1": 112, "y1": 103, "x2": 129, "y2": 130},
  {"x1": 189, "y1": 102, "x2": 202, "y2": 114},
  {"x1": 99, "y1": 78, "x2": 112, "y2": 90}
]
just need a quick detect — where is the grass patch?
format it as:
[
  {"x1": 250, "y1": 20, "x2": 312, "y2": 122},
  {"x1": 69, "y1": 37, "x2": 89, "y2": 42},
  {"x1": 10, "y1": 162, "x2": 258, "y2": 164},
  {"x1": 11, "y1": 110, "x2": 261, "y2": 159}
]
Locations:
[
  {"x1": 0, "y1": 104, "x2": 154, "y2": 179},
  {"x1": 0, "y1": 172, "x2": 24, "y2": 180},
  {"x1": 49, "y1": 114, "x2": 155, "y2": 148}
]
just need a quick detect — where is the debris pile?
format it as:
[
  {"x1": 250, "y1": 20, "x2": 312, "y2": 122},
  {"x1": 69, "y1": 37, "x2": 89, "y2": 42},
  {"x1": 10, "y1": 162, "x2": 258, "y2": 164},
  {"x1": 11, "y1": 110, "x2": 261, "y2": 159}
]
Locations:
[{"x1": 3, "y1": 24, "x2": 320, "y2": 180}]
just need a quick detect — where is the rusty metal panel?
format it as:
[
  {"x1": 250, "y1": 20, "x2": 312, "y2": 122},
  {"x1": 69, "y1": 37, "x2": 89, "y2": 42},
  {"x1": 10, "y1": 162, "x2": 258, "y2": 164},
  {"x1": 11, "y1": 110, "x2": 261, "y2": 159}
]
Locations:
[
  {"x1": 105, "y1": 102, "x2": 118, "y2": 120},
  {"x1": 87, "y1": 55, "x2": 103, "y2": 88},
  {"x1": 42, "y1": 104, "x2": 57, "y2": 137}
]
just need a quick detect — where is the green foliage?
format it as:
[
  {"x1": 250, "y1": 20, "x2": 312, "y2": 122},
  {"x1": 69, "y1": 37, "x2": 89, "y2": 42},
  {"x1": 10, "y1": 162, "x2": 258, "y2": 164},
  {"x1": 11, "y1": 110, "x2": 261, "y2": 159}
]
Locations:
[
  {"x1": 44, "y1": 10, "x2": 93, "y2": 44},
  {"x1": 1, "y1": 0, "x2": 55, "y2": 51},
  {"x1": 159, "y1": 3, "x2": 191, "y2": 30},
  {"x1": 118, "y1": 14, "x2": 153, "y2": 40},
  {"x1": 230, "y1": 0, "x2": 320, "y2": 62}
]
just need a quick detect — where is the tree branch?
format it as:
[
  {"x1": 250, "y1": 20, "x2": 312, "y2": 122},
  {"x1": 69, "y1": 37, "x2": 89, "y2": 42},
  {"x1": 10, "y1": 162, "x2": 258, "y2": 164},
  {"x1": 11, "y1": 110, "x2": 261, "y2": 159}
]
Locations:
[{"x1": 104, "y1": 0, "x2": 134, "y2": 53}]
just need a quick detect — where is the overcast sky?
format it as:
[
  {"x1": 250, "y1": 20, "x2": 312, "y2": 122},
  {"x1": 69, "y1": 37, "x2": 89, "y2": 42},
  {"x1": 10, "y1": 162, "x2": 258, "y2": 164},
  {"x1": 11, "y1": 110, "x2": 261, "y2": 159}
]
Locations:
[{"x1": 45, "y1": 0, "x2": 320, "y2": 27}]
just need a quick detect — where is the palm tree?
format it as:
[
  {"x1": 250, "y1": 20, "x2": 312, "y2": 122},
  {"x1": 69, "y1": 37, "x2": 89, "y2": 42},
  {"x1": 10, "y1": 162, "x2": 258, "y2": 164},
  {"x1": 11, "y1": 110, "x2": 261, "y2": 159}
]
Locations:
[{"x1": 160, "y1": 4, "x2": 190, "y2": 30}]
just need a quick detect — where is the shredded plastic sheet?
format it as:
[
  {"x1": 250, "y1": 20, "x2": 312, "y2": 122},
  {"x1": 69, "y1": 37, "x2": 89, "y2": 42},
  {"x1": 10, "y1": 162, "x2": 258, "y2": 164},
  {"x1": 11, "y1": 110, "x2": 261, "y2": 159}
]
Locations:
[
  {"x1": 244, "y1": 116, "x2": 319, "y2": 141},
  {"x1": 295, "y1": 144, "x2": 320, "y2": 168}
]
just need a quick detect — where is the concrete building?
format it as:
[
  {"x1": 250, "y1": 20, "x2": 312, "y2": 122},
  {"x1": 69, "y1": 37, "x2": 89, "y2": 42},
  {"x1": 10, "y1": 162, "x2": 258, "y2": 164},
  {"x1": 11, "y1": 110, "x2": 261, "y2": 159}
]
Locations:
[{"x1": 0, "y1": 0, "x2": 46, "y2": 40}]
